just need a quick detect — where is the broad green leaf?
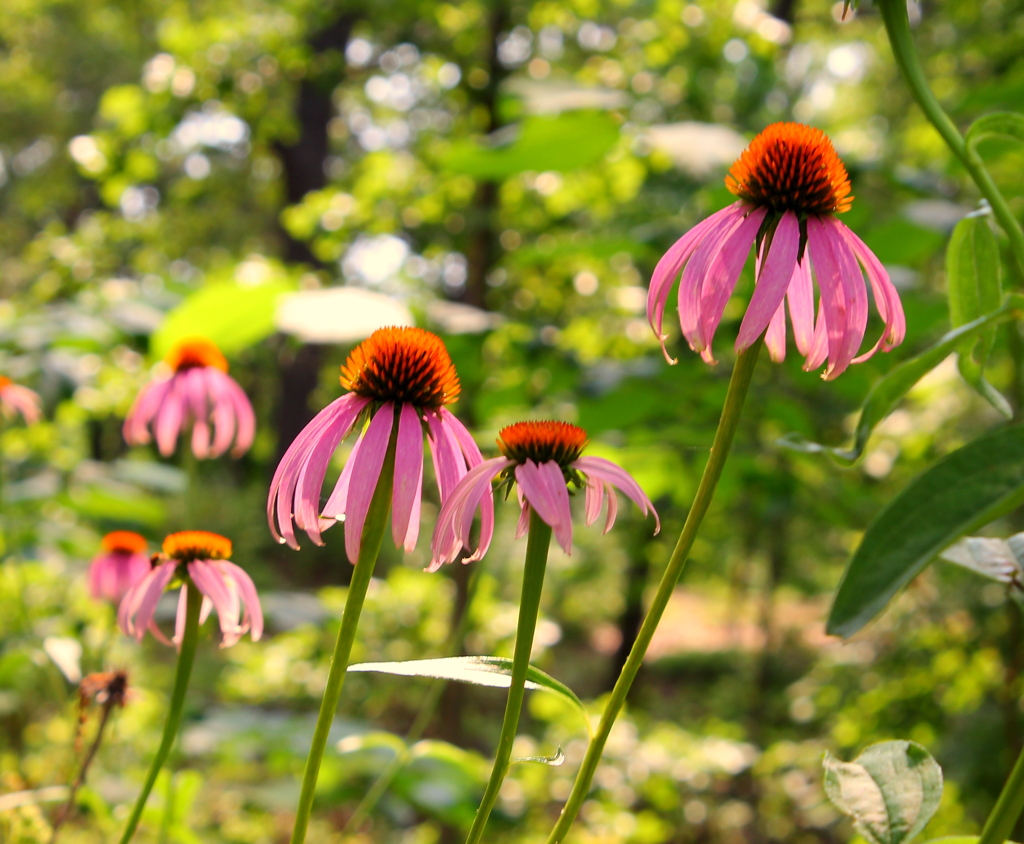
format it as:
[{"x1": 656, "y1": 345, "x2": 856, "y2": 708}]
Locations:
[
  {"x1": 150, "y1": 281, "x2": 293, "y2": 359},
  {"x1": 779, "y1": 295, "x2": 1024, "y2": 463},
  {"x1": 922, "y1": 838, "x2": 1021, "y2": 844},
  {"x1": 441, "y1": 111, "x2": 619, "y2": 179},
  {"x1": 827, "y1": 424, "x2": 1024, "y2": 637},
  {"x1": 946, "y1": 214, "x2": 1008, "y2": 416},
  {"x1": 350, "y1": 656, "x2": 591, "y2": 736},
  {"x1": 966, "y1": 112, "x2": 1024, "y2": 154},
  {"x1": 824, "y1": 740, "x2": 942, "y2": 844}
]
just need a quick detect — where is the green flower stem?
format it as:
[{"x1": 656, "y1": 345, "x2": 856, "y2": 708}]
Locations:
[
  {"x1": 289, "y1": 433, "x2": 397, "y2": 844},
  {"x1": 545, "y1": 339, "x2": 763, "y2": 844},
  {"x1": 343, "y1": 565, "x2": 483, "y2": 835},
  {"x1": 464, "y1": 509, "x2": 553, "y2": 844},
  {"x1": 877, "y1": 0, "x2": 1024, "y2": 276},
  {"x1": 978, "y1": 745, "x2": 1024, "y2": 844},
  {"x1": 117, "y1": 580, "x2": 202, "y2": 844}
]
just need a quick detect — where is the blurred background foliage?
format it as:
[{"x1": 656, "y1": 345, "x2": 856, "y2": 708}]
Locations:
[{"x1": 2, "y1": 0, "x2": 1024, "y2": 841}]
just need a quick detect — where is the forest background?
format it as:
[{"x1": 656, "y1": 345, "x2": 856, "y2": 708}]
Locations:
[{"x1": 2, "y1": 0, "x2": 1024, "y2": 841}]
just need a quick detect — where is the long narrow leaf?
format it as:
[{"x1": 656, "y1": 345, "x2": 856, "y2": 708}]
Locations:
[
  {"x1": 780, "y1": 295, "x2": 1024, "y2": 463},
  {"x1": 350, "y1": 656, "x2": 592, "y2": 736},
  {"x1": 827, "y1": 425, "x2": 1024, "y2": 637}
]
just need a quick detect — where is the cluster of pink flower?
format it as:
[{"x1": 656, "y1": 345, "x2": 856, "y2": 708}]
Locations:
[{"x1": 41, "y1": 122, "x2": 903, "y2": 653}]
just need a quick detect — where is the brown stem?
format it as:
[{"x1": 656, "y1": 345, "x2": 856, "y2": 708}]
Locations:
[{"x1": 49, "y1": 701, "x2": 114, "y2": 843}]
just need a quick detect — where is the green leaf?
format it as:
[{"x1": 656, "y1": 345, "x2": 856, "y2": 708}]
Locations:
[
  {"x1": 946, "y1": 214, "x2": 1008, "y2": 416},
  {"x1": 824, "y1": 740, "x2": 942, "y2": 844},
  {"x1": 514, "y1": 746, "x2": 564, "y2": 767},
  {"x1": 150, "y1": 281, "x2": 293, "y2": 359},
  {"x1": 349, "y1": 656, "x2": 591, "y2": 736},
  {"x1": 966, "y1": 112, "x2": 1024, "y2": 154},
  {"x1": 441, "y1": 111, "x2": 619, "y2": 180},
  {"x1": 779, "y1": 295, "x2": 1024, "y2": 463},
  {"x1": 827, "y1": 424, "x2": 1024, "y2": 637}
]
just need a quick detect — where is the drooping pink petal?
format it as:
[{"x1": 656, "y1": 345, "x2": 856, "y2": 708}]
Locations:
[
  {"x1": 154, "y1": 379, "x2": 186, "y2": 457},
  {"x1": 90, "y1": 551, "x2": 151, "y2": 602},
  {"x1": 425, "y1": 410, "x2": 467, "y2": 502},
  {"x1": 515, "y1": 497, "x2": 531, "y2": 538},
  {"x1": 648, "y1": 204, "x2": 741, "y2": 358},
  {"x1": 837, "y1": 220, "x2": 907, "y2": 360},
  {"x1": 603, "y1": 483, "x2": 619, "y2": 534},
  {"x1": 217, "y1": 560, "x2": 263, "y2": 642},
  {"x1": 440, "y1": 410, "x2": 493, "y2": 551},
  {"x1": 787, "y1": 257, "x2": 815, "y2": 357},
  {"x1": 736, "y1": 211, "x2": 800, "y2": 351},
  {"x1": 806, "y1": 217, "x2": 851, "y2": 379},
  {"x1": 123, "y1": 378, "x2": 171, "y2": 446},
  {"x1": 430, "y1": 457, "x2": 512, "y2": 569},
  {"x1": 205, "y1": 369, "x2": 238, "y2": 458},
  {"x1": 829, "y1": 223, "x2": 869, "y2": 376},
  {"x1": 319, "y1": 432, "x2": 363, "y2": 530},
  {"x1": 222, "y1": 373, "x2": 257, "y2": 457},
  {"x1": 697, "y1": 206, "x2": 769, "y2": 358},
  {"x1": 765, "y1": 301, "x2": 788, "y2": 362},
  {"x1": 118, "y1": 561, "x2": 176, "y2": 642},
  {"x1": 185, "y1": 368, "x2": 212, "y2": 459},
  {"x1": 803, "y1": 301, "x2": 830, "y2": 372},
  {"x1": 392, "y1": 403, "x2": 425, "y2": 553},
  {"x1": 293, "y1": 399, "x2": 374, "y2": 547},
  {"x1": 440, "y1": 408, "x2": 485, "y2": 469},
  {"x1": 266, "y1": 393, "x2": 368, "y2": 549},
  {"x1": 344, "y1": 404, "x2": 395, "y2": 565},
  {"x1": 173, "y1": 587, "x2": 189, "y2": 649},
  {"x1": 678, "y1": 204, "x2": 750, "y2": 356},
  {"x1": 574, "y1": 455, "x2": 660, "y2": 534},
  {"x1": 515, "y1": 460, "x2": 573, "y2": 555},
  {"x1": 584, "y1": 474, "x2": 605, "y2": 527}
]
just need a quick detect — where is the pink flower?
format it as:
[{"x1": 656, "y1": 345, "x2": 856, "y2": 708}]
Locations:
[
  {"x1": 123, "y1": 337, "x2": 255, "y2": 459},
  {"x1": 0, "y1": 377, "x2": 41, "y2": 424},
  {"x1": 268, "y1": 327, "x2": 487, "y2": 564},
  {"x1": 89, "y1": 531, "x2": 151, "y2": 602},
  {"x1": 431, "y1": 421, "x2": 659, "y2": 568},
  {"x1": 648, "y1": 122, "x2": 905, "y2": 379},
  {"x1": 118, "y1": 531, "x2": 263, "y2": 649}
]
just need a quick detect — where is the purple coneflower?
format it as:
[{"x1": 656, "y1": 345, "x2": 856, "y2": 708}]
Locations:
[
  {"x1": 648, "y1": 122, "x2": 905, "y2": 379},
  {"x1": 431, "y1": 420, "x2": 659, "y2": 567},
  {"x1": 268, "y1": 326, "x2": 486, "y2": 563},
  {"x1": 0, "y1": 377, "x2": 41, "y2": 424},
  {"x1": 89, "y1": 531, "x2": 151, "y2": 602},
  {"x1": 123, "y1": 337, "x2": 255, "y2": 459},
  {"x1": 118, "y1": 531, "x2": 263, "y2": 648}
]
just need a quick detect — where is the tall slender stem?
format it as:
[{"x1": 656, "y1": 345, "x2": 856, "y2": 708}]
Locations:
[
  {"x1": 876, "y1": 0, "x2": 1024, "y2": 277},
  {"x1": 289, "y1": 434, "x2": 396, "y2": 844},
  {"x1": 978, "y1": 746, "x2": 1024, "y2": 844},
  {"x1": 545, "y1": 340, "x2": 762, "y2": 843},
  {"x1": 464, "y1": 510, "x2": 552, "y2": 844},
  {"x1": 343, "y1": 565, "x2": 483, "y2": 835},
  {"x1": 117, "y1": 580, "x2": 202, "y2": 844}
]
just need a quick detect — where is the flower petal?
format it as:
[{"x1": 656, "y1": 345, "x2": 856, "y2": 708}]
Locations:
[
  {"x1": 217, "y1": 560, "x2": 264, "y2": 642},
  {"x1": 574, "y1": 455, "x2": 660, "y2": 534},
  {"x1": 648, "y1": 204, "x2": 740, "y2": 359},
  {"x1": 266, "y1": 393, "x2": 368, "y2": 549},
  {"x1": 515, "y1": 460, "x2": 573, "y2": 554},
  {"x1": 430, "y1": 457, "x2": 512, "y2": 569},
  {"x1": 786, "y1": 257, "x2": 815, "y2": 356},
  {"x1": 344, "y1": 404, "x2": 395, "y2": 565},
  {"x1": 392, "y1": 403, "x2": 425, "y2": 553},
  {"x1": 736, "y1": 211, "x2": 800, "y2": 351}
]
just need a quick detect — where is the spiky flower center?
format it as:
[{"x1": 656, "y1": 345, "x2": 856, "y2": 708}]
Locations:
[
  {"x1": 340, "y1": 327, "x2": 460, "y2": 409},
  {"x1": 79, "y1": 670, "x2": 129, "y2": 707},
  {"x1": 497, "y1": 421, "x2": 589, "y2": 468},
  {"x1": 726, "y1": 122, "x2": 852, "y2": 217},
  {"x1": 162, "y1": 530, "x2": 232, "y2": 561},
  {"x1": 164, "y1": 337, "x2": 229, "y2": 373},
  {"x1": 0, "y1": 377, "x2": 11, "y2": 390},
  {"x1": 101, "y1": 530, "x2": 148, "y2": 555}
]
